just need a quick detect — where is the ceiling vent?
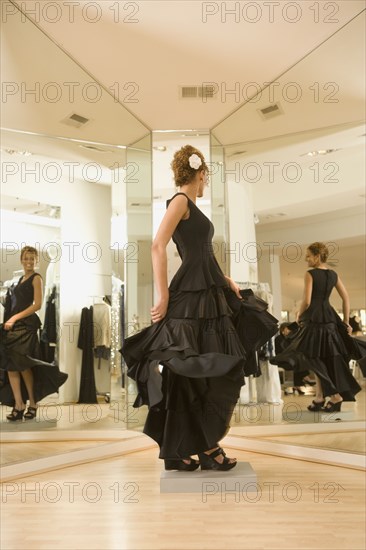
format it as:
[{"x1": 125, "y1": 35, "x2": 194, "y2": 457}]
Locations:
[
  {"x1": 180, "y1": 85, "x2": 217, "y2": 100},
  {"x1": 61, "y1": 113, "x2": 91, "y2": 128},
  {"x1": 257, "y1": 102, "x2": 284, "y2": 120}
]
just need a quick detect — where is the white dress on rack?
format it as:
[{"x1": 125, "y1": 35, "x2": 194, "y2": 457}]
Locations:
[{"x1": 238, "y1": 282, "x2": 283, "y2": 404}]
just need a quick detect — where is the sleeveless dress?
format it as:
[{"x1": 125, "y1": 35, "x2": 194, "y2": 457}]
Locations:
[
  {"x1": 271, "y1": 268, "x2": 363, "y2": 400},
  {"x1": 121, "y1": 193, "x2": 278, "y2": 459},
  {"x1": 0, "y1": 273, "x2": 68, "y2": 406}
]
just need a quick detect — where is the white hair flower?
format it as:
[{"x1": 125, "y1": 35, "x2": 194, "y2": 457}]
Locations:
[{"x1": 188, "y1": 153, "x2": 202, "y2": 170}]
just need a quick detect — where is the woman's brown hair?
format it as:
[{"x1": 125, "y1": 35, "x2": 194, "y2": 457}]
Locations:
[
  {"x1": 307, "y1": 242, "x2": 329, "y2": 263},
  {"x1": 171, "y1": 145, "x2": 208, "y2": 187},
  {"x1": 20, "y1": 246, "x2": 39, "y2": 260}
]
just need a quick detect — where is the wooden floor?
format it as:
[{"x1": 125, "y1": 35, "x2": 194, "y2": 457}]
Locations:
[
  {"x1": 1, "y1": 380, "x2": 365, "y2": 548},
  {"x1": 1, "y1": 447, "x2": 365, "y2": 550}
]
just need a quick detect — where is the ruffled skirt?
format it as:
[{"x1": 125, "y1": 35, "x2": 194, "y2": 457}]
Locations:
[
  {"x1": 121, "y1": 286, "x2": 278, "y2": 458},
  {"x1": 0, "y1": 322, "x2": 68, "y2": 407},
  {"x1": 271, "y1": 316, "x2": 364, "y2": 401}
]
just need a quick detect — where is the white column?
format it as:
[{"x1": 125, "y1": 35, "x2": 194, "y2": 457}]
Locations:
[
  {"x1": 257, "y1": 252, "x2": 282, "y2": 320},
  {"x1": 227, "y1": 178, "x2": 258, "y2": 283}
]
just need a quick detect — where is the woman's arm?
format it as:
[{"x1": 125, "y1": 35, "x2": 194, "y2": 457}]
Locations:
[
  {"x1": 150, "y1": 195, "x2": 189, "y2": 322},
  {"x1": 296, "y1": 271, "x2": 313, "y2": 321},
  {"x1": 335, "y1": 276, "x2": 352, "y2": 333},
  {"x1": 224, "y1": 275, "x2": 242, "y2": 299},
  {"x1": 4, "y1": 275, "x2": 43, "y2": 330}
]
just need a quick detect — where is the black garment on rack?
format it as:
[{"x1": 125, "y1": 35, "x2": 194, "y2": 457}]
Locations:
[
  {"x1": 120, "y1": 283, "x2": 126, "y2": 388},
  {"x1": 40, "y1": 285, "x2": 57, "y2": 362},
  {"x1": 77, "y1": 306, "x2": 98, "y2": 403}
]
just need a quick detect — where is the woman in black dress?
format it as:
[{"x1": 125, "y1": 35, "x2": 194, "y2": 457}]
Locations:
[
  {"x1": 272, "y1": 242, "x2": 361, "y2": 412},
  {"x1": 1, "y1": 246, "x2": 67, "y2": 420},
  {"x1": 122, "y1": 145, "x2": 278, "y2": 471}
]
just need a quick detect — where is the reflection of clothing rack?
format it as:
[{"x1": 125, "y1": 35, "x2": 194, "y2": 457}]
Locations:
[
  {"x1": 88, "y1": 295, "x2": 112, "y2": 306},
  {"x1": 235, "y1": 281, "x2": 271, "y2": 293},
  {"x1": 40, "y1": 284, "x2": 58, "y2": 362},
  {"x1": 78, "y1": 296, "x2": 112, "y2": 403},
  {"x1": 236, "y1": 281, "x2": 280, "y2": 404}
]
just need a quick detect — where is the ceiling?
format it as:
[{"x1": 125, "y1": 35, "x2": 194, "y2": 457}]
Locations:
[{"x1": 1, "y1": 0, "x2": 365, "y2": 303}]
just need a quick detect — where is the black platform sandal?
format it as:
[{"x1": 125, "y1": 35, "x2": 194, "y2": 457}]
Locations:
[
  {"x1": 307, "y1": 400, "x2": 325, "y2": 411},
  {"x1": 198, "y1": 447, "x2": 237, "y2": 471},
  {"x1": 6, "y1": 408, "x2": 25, "y2": 421},
  {"x1": 293, "y1": 387, "x2": 306, "y2": 395},
  {"x1": 302, "y1": 378, "x2": 316, "y2": 386},
  {"x1": 24, "y1": 406, "x2": 37, "y2": 420},
  {"x1": 322, "y1": 401, "x2": 342, "y2": 413},
  {"x1": 164, "y1": 458, "x2": 200, "y2": 471}
]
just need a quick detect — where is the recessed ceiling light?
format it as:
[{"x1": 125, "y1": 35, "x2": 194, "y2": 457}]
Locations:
[
  {"x1": 302, "y1": 149, "x2": 338, "y2": 157},
  {"x1": 3, "y1": 148, "x2": 33, "y2": 156}
]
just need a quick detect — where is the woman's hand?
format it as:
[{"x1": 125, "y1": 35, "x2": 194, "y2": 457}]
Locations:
[
  {"x1": 344, "y1": 323, "x2": 353, "y2": 335},
  {"x1": 225, "y1": 277, "x2": 242, "y2": 299},
  {"x1": 4, "y1": 316, "x2": 18, "y2": 331},
  {"x1": 150, "y1": 296, "x2": 169, "y2": 324}
]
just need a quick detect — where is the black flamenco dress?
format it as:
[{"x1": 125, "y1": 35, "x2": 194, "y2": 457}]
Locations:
[
  {"x1": 0, "y1": 273, "x2": 68, "y2": 406},
  {"x1": 121, "y1": 192, "x2": 278, "y2": 459},
  {"x1": 272, "y1": 268, "x2": 364, "y2": 401}
]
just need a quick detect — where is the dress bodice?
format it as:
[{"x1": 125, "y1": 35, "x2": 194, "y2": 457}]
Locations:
[
  {"x1": 4, "y1": 273, "x2": 42, "y2": 328},
  {"x1": 167, "y1": 193, "x2": 228, "y2": 291},
  {"x1": 300, "y1": 268, "x2": 338, "y2": 323}
]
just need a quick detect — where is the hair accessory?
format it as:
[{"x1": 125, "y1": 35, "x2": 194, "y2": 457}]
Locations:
[{"x1": 188, "y1": 154, "x2": 202, "y2": 170}]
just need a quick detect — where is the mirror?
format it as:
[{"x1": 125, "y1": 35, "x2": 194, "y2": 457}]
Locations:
[
  {"x1": 110, "y1": 132, "x2": 153, "y2": 430},
  {"x1": 210, "y1": 134, "x2": 228, "y2": 275},
  {"x1": 0, "y1": 0, "x2": 151, "y2": 450},
  {"x1": 210, "y1": 10, "x2": 365, "y2": 450},
  {"x1": 2, "y1": 0, "x2": 364, "y2": 474}
]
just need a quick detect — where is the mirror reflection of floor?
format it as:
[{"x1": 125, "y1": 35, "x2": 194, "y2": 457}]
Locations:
[
  {"x1": 1, "y1": 388, "x2": 364, "y2": 433},
  {"x1": 261, "y1": 431, "x2": 366, "y2": 454},
  {"x1": 1, "y1": 383, "x2": 365, "y2": 470},
  {"x1": 0, "y1": 440, "x2": 110, "y2": 466}
]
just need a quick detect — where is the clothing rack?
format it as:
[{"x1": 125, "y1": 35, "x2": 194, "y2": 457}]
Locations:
[
  {"x1": 234, "y1": 281, "x2": 276, "y2": 404},
  {"x1": 235, "y1": 281, "x2": 271, "y2": 293},
  {"x1": 85, "y1": 297, "x2": 111, "y2": 403},
  {"x1": 88, "y1": 295, "x2": 111, "y2": 306}
]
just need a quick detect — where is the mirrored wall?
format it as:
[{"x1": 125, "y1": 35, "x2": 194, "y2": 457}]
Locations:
[
  {"x1": 1, "y1": 1, "x2": 364, "y2": 470},
  {"x1": 0, "y1": 0, "x2": 152, "y2": 442},
  {"x1": 210, "y1": 10, "x2": 365, "y2": 451}
]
